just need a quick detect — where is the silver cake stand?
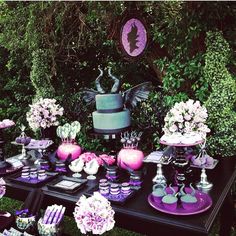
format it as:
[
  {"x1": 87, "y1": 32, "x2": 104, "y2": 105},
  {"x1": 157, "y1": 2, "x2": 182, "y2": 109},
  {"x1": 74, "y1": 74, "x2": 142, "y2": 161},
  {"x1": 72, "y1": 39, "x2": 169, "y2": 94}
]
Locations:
[{"x1": 159, "y1": 138, "x2": 210, "y2": 187}]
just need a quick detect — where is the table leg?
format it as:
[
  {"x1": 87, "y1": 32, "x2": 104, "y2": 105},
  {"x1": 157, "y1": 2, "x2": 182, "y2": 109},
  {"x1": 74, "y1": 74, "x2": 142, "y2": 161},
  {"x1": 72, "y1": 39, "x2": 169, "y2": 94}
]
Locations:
[
  {"x1": 0, "y1": 130, "x2": 11, "y2": 169},
  {"x1": 219, "y1": 191, "x2": 235, "y2": 236}
]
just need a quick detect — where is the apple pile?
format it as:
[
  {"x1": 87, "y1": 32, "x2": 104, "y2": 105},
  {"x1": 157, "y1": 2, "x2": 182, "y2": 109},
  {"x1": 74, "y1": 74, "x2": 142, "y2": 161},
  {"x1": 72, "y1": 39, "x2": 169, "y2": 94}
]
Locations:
[
  {"x1": 191, "y1": 154, "x2": 214, "y2": 167},
  {"x1": 15, "y1": 125, "x2": 31, "y2": 145}
]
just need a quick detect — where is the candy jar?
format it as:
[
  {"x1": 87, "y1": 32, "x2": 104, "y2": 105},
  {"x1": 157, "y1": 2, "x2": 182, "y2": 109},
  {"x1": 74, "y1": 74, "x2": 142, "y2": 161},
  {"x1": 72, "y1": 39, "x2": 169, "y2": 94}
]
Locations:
[
  {"x1": 117, "y1": 131, "x2": 144, "y2": 171},
  {"x1": 57, "y1": 142, "x2": 81, "y2": 161},
  {"x1": 56, "y1": 122, "x2": 82, "y2": 160}
]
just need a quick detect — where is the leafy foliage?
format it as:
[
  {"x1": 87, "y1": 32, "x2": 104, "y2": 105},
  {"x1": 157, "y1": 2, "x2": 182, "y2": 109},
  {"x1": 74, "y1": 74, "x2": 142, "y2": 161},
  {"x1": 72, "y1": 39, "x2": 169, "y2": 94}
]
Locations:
[
  {"x1": 0, "y1": 2, "x2": 236, "y2": 155},
  {"x1": 204, "y1": 31, "x2": 236, "y2": 157},
  {"x1": 30, "y1": 49, "x2": 55, "y2": 99}
]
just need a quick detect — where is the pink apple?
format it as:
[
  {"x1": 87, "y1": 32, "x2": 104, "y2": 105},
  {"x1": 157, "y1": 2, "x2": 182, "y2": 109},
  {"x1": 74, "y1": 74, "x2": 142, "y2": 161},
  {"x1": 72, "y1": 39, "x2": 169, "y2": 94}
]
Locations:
[
  {"x1": 57, "y1": 142, "x2": 82, "y2": 160},
  {"x1": 206, "y1": 155, "x2": 214, "y2": 166},
  {"x1": 117, "y1": 148, "x2": 144, "y2": 170}
]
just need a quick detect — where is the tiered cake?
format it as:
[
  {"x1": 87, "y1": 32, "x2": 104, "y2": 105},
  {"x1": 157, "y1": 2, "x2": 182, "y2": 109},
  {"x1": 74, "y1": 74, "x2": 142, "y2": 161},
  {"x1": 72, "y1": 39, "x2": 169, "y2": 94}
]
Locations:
[{"x1": 92, "y1": 93, "x2": 130, "y2": 134}]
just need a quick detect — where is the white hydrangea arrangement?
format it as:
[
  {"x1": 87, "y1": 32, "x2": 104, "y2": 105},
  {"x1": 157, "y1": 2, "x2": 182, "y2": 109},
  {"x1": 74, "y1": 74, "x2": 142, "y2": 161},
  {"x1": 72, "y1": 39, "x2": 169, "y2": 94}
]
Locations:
[
  {"x1": 26, "y1": 98, "x2": 64, "y2": 130},
  {"x1": 163, "y1": 99, "x2": 210, "y2": 138},
  {"x1": 73, "y1": 192, "x2": 115, "y2": 235}
]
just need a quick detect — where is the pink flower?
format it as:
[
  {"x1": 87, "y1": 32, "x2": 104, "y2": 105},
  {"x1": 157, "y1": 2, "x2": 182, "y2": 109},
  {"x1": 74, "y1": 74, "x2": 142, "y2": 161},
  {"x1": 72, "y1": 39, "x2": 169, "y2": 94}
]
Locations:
[
  {"x1": 98, "y1": 154, "x2": 115, "y2": 165},
  {"x1": 80, "y1": 152, "x2": 98, "y2": 163}
]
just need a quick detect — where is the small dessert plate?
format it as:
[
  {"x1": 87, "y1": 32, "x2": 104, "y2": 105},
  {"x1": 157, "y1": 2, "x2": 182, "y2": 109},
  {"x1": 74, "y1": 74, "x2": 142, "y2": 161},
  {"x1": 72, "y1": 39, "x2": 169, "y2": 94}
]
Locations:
[{"x1": 47, "y1": 176, "x2": 87, "y2": 194}]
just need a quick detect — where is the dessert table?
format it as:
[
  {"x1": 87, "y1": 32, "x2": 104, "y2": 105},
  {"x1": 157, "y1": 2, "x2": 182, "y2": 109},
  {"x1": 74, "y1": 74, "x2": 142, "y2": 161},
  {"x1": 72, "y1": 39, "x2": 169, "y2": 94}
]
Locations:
[{"x1": 3, "y1": 155, "x2": 236, "y2": 236}]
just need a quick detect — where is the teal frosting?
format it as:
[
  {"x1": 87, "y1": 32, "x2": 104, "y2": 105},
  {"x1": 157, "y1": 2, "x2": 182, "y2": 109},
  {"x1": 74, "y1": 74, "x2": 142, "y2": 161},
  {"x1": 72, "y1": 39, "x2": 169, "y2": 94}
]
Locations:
[
  {"x1": 152, "y1": 189, "x2": 165, "y2": 197},
  {"x1": 181, "y1": 195, "x2": 197, "y2": 203},
  {"x1": 92, "y1": 110, "x2": 130, "y2": 130},
  {"x1": 152, "y1": 183, "x2": 166, "y2": 197},
  {"x1": 162, "y1": 195, "x2": 177, "y2": 204},
  {"x1": 96, "y1": 94, "x2": 123, "y2": 110},
  {"x1": 180, "y1": 183, "x2": 197, "y2": 203}
]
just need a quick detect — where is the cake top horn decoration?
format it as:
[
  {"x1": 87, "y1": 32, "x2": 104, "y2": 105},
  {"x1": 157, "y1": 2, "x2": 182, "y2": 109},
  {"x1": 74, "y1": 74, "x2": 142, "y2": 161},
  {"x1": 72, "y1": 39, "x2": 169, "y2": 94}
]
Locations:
[
  {"x1": 95, "y1": 66, "x2": 120, "y2": 94},
  {"x1": 81, "y1": 66, "x2": 152, "y2": 109},
  {"x1": 108, "y1": 67, "x2": 120, "y2": 93},
  {"x1": 95, "y1": 66, "x2": 106, "y2": 94}
]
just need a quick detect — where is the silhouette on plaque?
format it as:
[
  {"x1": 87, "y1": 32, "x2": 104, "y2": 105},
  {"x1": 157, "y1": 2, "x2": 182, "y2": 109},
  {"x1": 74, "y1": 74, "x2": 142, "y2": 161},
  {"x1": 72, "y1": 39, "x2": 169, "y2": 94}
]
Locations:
[{"x1": 127, "y1": 22, "x2": 139, "y2": 54}]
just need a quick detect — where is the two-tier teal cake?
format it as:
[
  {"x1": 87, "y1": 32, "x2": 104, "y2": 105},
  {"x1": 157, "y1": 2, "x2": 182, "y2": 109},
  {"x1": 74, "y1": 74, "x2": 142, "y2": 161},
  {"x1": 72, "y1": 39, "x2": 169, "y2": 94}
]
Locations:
[
  {"x1": 92, "y1": 93, "x2": 131, "y2": 134},
  {"x1": 82, "y1": 66, "x2": 151, "y2": 134}
]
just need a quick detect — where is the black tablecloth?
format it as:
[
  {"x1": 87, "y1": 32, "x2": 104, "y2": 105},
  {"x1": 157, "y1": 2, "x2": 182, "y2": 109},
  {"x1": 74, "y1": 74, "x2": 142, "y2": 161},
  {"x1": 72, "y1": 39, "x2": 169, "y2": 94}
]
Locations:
[{"x1": 0, "y1": 211, "x2": 14, "y2": 231}]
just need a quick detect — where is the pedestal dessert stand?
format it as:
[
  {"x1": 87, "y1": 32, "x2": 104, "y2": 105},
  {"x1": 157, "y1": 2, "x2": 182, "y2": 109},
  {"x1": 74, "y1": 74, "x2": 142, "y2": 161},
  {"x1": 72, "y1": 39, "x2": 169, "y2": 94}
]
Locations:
[
  {"x1": 195, "y1": 141, "x2": 213, "y2": 190},
  {"x1": 90, "y1": 130, "x2": 123, "y2": 152},
  {"x1": 160, "y1": 139, "x2": 203, "y2": 186},
  {"x1": 25, "y1": 140, "x2": 54, "y2": 165}
]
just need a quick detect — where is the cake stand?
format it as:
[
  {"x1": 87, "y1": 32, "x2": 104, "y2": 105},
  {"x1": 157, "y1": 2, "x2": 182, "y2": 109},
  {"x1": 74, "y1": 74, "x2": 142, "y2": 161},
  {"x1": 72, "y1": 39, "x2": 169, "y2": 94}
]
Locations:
[
  {"x1": 160, "y1": 139, "x2": 203, "y2": 186},
  {"x1": 90, "y1": 129, "x2": 130, "y2": 153},
  {"x1": 25, "y1": 140, "x2": 54, "y2": 165}
]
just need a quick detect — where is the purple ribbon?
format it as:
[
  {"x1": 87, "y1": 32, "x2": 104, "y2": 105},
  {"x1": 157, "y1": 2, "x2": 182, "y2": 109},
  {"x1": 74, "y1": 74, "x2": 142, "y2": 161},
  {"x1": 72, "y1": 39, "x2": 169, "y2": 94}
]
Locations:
[{"x1": 15, "y1": 209, "x2": 29, "y2": 216}]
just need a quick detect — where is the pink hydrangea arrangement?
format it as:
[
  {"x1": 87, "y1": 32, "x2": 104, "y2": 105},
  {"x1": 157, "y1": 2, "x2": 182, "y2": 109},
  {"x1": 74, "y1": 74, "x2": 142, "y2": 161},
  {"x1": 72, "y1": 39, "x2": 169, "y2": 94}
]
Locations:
[
  {"x1": 0, "y1": 178, "x2": 6, "y2": 198},
  {"x1": 80, "y1": 152, "x2": 100, "y2": 164},
  {"x1": 163, "y1": 99, "x2": 210, "y2": 138},
  {"x1": 74, "y1": 192, "x2": 115, "y2": 235},
  {"x1": 79, "y1": 152, "x2": 115, "y2": 166},
  {"x1": 98, "y1": 154, "x2": 116, "y2": 166},
  {"x1": 26, "y1": 98, "x2": 64, "y2": 130},
  {"x1": 0, "y1": 119, "x2": 15, "y2": 129}
]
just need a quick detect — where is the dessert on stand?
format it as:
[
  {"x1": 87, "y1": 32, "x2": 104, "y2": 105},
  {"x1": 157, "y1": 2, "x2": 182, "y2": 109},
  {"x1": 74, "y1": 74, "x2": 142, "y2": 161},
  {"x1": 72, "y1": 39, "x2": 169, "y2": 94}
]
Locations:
[
  {"x1": 195, "y1": 141, "x2": 214, "y2": 190},
  {"x1": 148, "y1": 99, "x2": 215, "y2": 215},
  {"x1": 160, "y1": 132, "x2": 204, "y2": 186},
  {"x1": 12, "y1": 125, "x2": 31, "y2": 160},
  {"x1": 82, "y1": 67, "x2": 152, "y2": 135},
  {"x1": 83, "y1": 66, "x2": 151, "y2": 152}
]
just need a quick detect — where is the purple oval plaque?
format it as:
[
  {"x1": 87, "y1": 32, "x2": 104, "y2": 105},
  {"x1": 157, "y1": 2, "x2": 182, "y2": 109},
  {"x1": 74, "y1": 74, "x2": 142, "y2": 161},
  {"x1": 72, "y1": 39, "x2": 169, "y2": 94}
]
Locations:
[{"x1": 121, "y1": 18, "x2": 147, "y2": 57}]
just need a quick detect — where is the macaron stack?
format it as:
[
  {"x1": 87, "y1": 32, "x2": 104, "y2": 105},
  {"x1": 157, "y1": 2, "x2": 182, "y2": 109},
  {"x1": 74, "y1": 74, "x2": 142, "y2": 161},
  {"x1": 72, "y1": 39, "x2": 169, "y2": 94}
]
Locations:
[
  {"x1": 121, "y1": 182, "x2": 131, "y2": 195},
  {"x1": 37, "y1": 169, "x2": 47, "y2": 180}
]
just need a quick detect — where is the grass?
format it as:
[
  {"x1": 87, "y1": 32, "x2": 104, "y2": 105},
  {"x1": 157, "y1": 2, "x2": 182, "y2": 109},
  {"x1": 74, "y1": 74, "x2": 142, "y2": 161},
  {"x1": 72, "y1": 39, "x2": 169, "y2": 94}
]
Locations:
[
  {"x1": 1, "y1": 197, "x2": 235, "y2": 236},
  {"x1": 1, "y1": 197, "x2": 142, "y2": 236}
]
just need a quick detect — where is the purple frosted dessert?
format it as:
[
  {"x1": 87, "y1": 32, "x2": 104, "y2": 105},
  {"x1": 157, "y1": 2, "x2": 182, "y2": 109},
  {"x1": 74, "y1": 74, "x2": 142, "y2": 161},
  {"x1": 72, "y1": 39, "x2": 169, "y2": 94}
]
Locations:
[
  {"x1": 180, "y1": 184, "x2": 197, "y2": 210},
  {"x1": 38, "y1": 169, "x2": 47, "y2": 180},
  {"x1": 21, "y1": 169, "x2": 30, "y2": 179},
  {"x1": 152, "y1": 183, "x2": 166, "y2": 203},
  {"x1": 110, "y1": 183, "x2": 120, "y2": 195},
  {"x1": 121, "y1": 182, "x2": 131, "y2": 195},
  {"x1": 161, "y1": 185, "x2": 178, "y2": 211},
  {"x1": 29, "y1": 168, "x2": 37, "y2": 179},
  {"x1": 99, "y1": 182, "x2": 109, "y2": 195}
]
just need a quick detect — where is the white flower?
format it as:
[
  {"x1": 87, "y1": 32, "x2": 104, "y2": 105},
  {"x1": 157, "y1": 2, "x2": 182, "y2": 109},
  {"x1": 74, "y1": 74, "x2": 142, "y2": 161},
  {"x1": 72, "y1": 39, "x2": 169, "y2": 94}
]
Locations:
[
  {"x1": 27, "y1": 98, "x2": 64, "y2": 130},
  {"x1": 184, "y1": 114, "x2": 192, "y2": 121},
  {"x1": 169, "y1": 124, "x2": 178, "y2": 132},
  {"x1": 163, "y1": 99, "x2": 210, "y2": 137},
  {"x1": 73, "y1": 192, "x2": 115, "y2": 235},
  {"x1": 175, "y1": 115, "x2": 184, "y2": 123}
]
